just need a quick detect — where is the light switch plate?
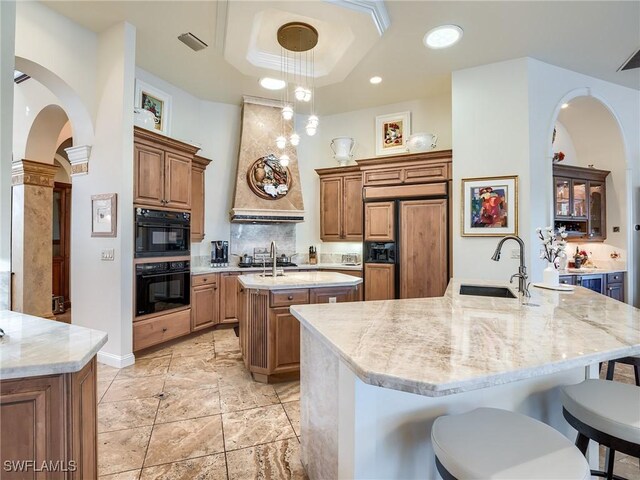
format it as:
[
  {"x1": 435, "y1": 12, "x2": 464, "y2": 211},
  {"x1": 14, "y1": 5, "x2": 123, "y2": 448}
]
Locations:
[
  {"x1": 511, "y1": 249, "x2": 520, "y2": 260},
  {"x1": 101, "y1": 248, "x2": 115, "y2": 261},
  {"x1": 328, "y1": 297, "x2": 337, "y2": 304}
]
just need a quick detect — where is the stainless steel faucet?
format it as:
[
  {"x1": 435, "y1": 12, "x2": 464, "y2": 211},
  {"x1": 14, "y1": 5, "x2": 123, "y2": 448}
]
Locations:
[
  {"x1": 270, "y1": 241, "x2": 277, "y2": 277},
  {"x1": 491, "y1": 235, "x2": 531, "y2": 297}
]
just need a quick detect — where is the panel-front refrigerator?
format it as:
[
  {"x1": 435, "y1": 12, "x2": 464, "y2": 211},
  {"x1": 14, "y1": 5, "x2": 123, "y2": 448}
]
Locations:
[{"x1": 363, "y1": 192, "x2": 449, "y2": 301}]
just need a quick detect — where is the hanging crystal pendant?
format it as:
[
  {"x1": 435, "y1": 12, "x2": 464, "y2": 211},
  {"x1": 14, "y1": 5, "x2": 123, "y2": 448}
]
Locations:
[
  {"x1": 289, "y1": 132, "x2": 300, "y2": 146},
  {"x1": 305, "y1": 124, "x2": 317, "y2": 136},
  {"x1": 276, "y1": 136, "x2": 287, "y2": 149},
  {"x1": 308, "y1": 114, "x2": 319, "y2": 127},
  {"x1": 282, "y1": 105, "x2": 293, "y2": 120},
  {"x1": 303, "y1": 88, "x2": 312, "y2": 102},
  {"x1": 294, "y1": 86, "x2": 306, "y2": 102},
  {"x1": 279, "y1": 154, "x2": 290, "y2": 167}
]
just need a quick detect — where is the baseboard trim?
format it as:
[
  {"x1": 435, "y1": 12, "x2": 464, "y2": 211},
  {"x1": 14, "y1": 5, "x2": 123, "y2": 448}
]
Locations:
[{"x1": 97, "y1": 351, "x2": 135, "y2": 369}]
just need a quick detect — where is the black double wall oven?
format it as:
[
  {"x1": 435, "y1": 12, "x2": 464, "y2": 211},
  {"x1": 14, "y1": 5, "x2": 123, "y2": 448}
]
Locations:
[{"x1": 135, "y1": 208, "x2": 191, "y2": 318}]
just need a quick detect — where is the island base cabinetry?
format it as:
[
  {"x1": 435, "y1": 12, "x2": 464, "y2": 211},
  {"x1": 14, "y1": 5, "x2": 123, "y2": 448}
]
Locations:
[
  {"x1": 0, "y1": 357, "x2": 98, "y2": 479},
  {"x1": 241, "y1": 286, "x2": 358, "y2": 383}
]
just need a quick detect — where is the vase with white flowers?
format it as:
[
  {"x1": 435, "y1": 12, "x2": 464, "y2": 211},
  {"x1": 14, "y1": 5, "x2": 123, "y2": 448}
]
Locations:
[{"x1": 537, "y1": 226, "x2": 568, "y2": 287}]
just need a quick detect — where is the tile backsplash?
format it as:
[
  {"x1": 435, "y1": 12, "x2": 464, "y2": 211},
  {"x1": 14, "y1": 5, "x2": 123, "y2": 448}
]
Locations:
[{"x1": 230, "y1": 223, "x2": 296, "y2": 258}]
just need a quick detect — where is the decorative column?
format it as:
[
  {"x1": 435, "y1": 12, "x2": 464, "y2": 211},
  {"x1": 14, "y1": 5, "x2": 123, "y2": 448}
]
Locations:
[{"x1": 11, "y1": 160, "x2": 58, "y2": 318}]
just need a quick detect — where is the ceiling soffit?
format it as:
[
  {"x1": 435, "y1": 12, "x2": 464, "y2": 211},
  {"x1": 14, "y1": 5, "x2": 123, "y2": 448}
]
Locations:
[{"x1": 223, "y1": 2, "x2": 381, "y2": 87}]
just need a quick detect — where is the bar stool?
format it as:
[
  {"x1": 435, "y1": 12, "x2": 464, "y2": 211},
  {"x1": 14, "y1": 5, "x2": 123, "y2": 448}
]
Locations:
[
  {"x1": 606, "y1": 356, "x2": 640, "y2": 386},
  {"x1": 561, "y1": 379, "x2": 640, "y2": 480},
  {"x1": 431, "y1": 407, "x2": 590, "y2": 479}
]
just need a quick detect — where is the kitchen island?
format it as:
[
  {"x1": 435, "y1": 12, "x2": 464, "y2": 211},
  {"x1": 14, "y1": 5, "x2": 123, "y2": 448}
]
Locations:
[
  {"x1": 0, "y1": 310, "x2": 107, "y2": 479},
  {"x1": 238, "y1": 271, "x2": 362, "y2": 383},
  {"x1": 290, "y1": 279, "x2": 640, "y2": 479}
]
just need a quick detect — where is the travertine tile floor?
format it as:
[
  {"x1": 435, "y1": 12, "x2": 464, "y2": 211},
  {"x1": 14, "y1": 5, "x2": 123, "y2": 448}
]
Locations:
[
  {"x1": 97, "y1": 327, "x2": 639, "y2": 480},
  {"x1": 97, "y1": 327, "x2": 306, "y2": 479}
]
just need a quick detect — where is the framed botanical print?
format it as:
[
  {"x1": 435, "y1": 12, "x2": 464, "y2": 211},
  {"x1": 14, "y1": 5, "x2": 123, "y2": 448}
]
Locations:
[
  {"x1": 135, "y1": 79, "x2": 172, "y2": 135},
  {"x1": 375, "y1": 111, "x2": 411, "y2": 156},
  {"x1": 91, "y1": 193, "x2": 117, "y2": 238},
  {"x1": 461, "y1": 176, "x2": 518, "y2": 236}
]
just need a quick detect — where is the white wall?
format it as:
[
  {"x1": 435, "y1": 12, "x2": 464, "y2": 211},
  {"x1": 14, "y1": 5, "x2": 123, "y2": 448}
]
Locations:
[
  {"x1": 453, "y1": 57, "x2": 640, "y2": 306},
  {"x1": 296, "y1": 95, "x2": 452, "y2": 254},
  {"x1": 0, "y1": 0, "x2": 16, "y2": 310},
  {"x1": 452, "y1": 59, "x2": 535, "y2": 282}
]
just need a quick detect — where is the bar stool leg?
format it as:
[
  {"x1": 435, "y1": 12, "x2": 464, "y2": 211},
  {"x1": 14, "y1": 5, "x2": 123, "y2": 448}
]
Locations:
[
  {"x1": 575, "y1": 432, "x2": 590, "y2": 455},
  {"x1": 606, "y1": 361, "x2": 616, "y2": 381},
  {"x1": 604, "y1": 448, "x2": 615, "y2": 480}
]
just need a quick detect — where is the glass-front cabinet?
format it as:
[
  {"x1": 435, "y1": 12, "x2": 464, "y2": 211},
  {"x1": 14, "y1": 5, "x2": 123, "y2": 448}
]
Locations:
[{"x1": 553, "y1": 164, "x2": 610, "y2": 241}]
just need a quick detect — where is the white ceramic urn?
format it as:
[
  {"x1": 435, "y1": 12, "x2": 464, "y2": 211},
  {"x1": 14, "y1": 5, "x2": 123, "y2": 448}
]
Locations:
[
  {"x1": 330, "y1": 137, "x2": 355, "y2": 166},
  {"x1": 134, "y1": 108, "x2": 157, "y2": 131}
]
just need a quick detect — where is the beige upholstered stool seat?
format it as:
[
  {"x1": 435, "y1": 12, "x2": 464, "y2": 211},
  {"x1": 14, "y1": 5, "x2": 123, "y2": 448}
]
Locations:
[
  {"x1": 561, "y1": 379, "x2": 640, "y2": 445},
  {"x1": 431, "y1": 407, "x2": 590, "y2": 480}
]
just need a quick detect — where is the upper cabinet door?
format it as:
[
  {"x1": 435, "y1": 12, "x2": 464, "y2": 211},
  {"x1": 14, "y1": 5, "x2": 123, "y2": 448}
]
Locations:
[
  {"x1": 134, "y1": 143, "x2": 165, "y2": 207},
  {"x1": 572, "y1": 180, "x2": 587, "y2": 218},
  {"x1": 588, "y1": 181, "x2": 606, "y2": 240},
  {"x1": 555, "y1": 177, "x2": 571, "y2": 218},
  {"x1": 320, "y1": 177, "x2": 343, "y2": 241},
  {"x1": 164, "y1": 152, "x2": 192, "y2": 209},
  {"x1": 343, "y1": 174, "x2": 363, "y2": 240},
  {"x1": 364, "y1": 201, "x2": 395, "y2": 241}
]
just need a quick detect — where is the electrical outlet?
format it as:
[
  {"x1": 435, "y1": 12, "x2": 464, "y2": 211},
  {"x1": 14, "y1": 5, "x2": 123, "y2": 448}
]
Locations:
[
  {"x1": 328, "y1": 297, "x2": 337, "y2": 304},
  {"x1": 511, "y1": 249, "x2": 520, "y2": 260},
  {"x1": 101, "y1": 248, "x2": 114, "y2": 261}
]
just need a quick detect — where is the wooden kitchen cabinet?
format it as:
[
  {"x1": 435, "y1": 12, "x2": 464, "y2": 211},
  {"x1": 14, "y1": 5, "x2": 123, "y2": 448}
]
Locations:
[
  {"x1": 553, "y1": 164, "x2": 610, "y2": 241},
  {"x1": 191, "y1": 155, "x2": 212, "y2": 242},
  {"x1": 191, "y1": 274, "x2": 219, "y2": 331},
  {"x1": 220, "y1": 272, "x2": 241, "y2": 324},
  {"x1": 364, "y1": 201, "x2": 395, "y2": 241},
  {"x1": 316, "y1": 165, "x2": 363, "y2": 242},
  {"x1": 133, "y1": 126, "x2": 200, "y2": 210},
  {"x1": 0, "y1": 358, "x2": 98, "y2": 480},
  {"x1": 364, "y1": 263, "x2": 395, "y2": 301},
  {"x1": 270, "y1": 307, "x2": 301, "y2": 374}
]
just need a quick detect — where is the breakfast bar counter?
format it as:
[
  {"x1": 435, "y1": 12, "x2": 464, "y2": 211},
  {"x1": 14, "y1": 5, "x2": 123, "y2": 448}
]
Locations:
[{"x1": 290, "y1": 279, "x2": 640, "y2": 479}]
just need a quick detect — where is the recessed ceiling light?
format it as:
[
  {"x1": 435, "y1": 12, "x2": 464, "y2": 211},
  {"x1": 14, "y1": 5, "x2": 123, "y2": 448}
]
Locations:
[
  {"x1": 259, "y1": 77, "x2": 286, "y2": 90},
  {"x1": 423, "y1": 25, "x2": 463, "y2": 49},
  {"x1": 561, "y1": 103, "x2": 569, "y2": 109},
  {"x1": 369, "y1": 76, "x2": 382, "y2": 85}
]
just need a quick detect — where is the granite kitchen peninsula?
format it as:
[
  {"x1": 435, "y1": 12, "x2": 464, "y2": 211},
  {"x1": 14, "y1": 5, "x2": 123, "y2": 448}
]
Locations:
[
  {"x1": 238, "y1": 271, "x2": 362, "y2": 383},
  {"x1": 291, "y1": 278, "x2": 640, "y2": 480}
]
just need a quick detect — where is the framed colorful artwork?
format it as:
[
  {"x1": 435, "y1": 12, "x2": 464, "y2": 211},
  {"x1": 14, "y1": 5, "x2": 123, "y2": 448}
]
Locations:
[
  {"x1": 461, "y1": 176, "x2": 518, "y2": 236},
  {"x1": 135, "y1": 79, "x2": 172, "y2": 135},
  {"x1": 91, "y1": 193, "x2": 117, "y2": 238},
  {"x1": 375, "y1": 111, "x2": 411, "y2": 156}
]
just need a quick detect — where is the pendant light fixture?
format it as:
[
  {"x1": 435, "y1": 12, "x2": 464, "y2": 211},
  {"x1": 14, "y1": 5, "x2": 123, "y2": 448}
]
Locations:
[{"x1": 275, "y1": 21, "x2": 320, "y2": 154}]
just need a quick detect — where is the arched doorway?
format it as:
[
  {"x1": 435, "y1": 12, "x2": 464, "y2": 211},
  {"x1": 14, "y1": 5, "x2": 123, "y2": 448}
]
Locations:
[{"x1": 548, "y1": 94, "x2": 632, "y2": 302}]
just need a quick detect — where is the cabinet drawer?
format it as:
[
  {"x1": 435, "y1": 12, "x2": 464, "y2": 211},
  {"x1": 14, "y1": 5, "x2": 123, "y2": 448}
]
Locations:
[
  {"x1": 363, "y1": 168, "x2": 403, "y2": 186},
  {"x1": 559, "y1": 276, "x2": 575, "y2": 286},
  {"x1": 403, "y1": 164, "x2": 448, "y2": 184},
  {"x1": 270, "y1": 289, "x2": 310, "y2": 307},
  {"x1": 607, "y1": 272, "x2": 624, "y2": 284},
  {"x1": 192, "y1": 273, "x2": 219, "y2": 286},
  {"x1": 133, "y1": 309, "x2": 191, "y2": 351}
]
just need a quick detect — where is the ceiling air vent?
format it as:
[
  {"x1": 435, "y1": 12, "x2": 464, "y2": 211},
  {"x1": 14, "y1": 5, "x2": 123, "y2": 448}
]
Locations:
[
  {"x1": 14, "y1": 70, "x2": 30, "y2": 84},
  {"x1": 178, "y1": 32, "x2": 208, "y2": 52},
  {"x1": 619, "y1": 48, "x2": 640, "y2": 71}
]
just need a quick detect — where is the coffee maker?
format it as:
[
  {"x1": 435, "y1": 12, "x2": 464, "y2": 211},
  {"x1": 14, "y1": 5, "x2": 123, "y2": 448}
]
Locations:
[{"x1": 211, "y1": 241, "x2": 229, "y2": 267}]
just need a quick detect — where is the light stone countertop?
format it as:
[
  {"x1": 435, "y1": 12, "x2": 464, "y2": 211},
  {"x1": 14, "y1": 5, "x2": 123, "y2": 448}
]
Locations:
[
  {"x1": 0, "y1": 310, "x2": 108, "y2": 380},
  {"x1": 559, "y1": 267, "x2": 626, "y2": 275},
  {"x1": 238, "y1": 271, "x2": 363, "y2": 290},
  {"x1": 191, "y1": 263, "x2": 362, "y2": 275},
  {"x1": 290, "y1": 278, "x2": 640, "y2": 397}
]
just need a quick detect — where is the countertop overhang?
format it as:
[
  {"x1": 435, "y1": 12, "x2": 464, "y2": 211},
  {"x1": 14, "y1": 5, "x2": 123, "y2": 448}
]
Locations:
[
  {"x1": 290, "y1": 278, "x2": 640, "y2": 397},
  {"x1": 238, "y1": 271, "x2": 363, "y2": 290},
  {"x1": 0, "y1": 310, "x2": 108, "y2": 380},
  {"x1": 192, "y1": 263, "x2": 362, "y2": 275}
]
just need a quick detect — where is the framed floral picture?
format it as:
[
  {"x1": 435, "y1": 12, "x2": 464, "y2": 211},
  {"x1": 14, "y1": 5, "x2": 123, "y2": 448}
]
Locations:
[
  {"x1": 461, "y1": 176, "x2": 518, "y2": 236},
  {"x1": 375, "y1": 111, "x2": 411, "y2": 156},
  {"x1": 135, "y1": 79, "x2": 172, "y2": 135},
  {"x1": 91, "y1": 193, "x2": 117, "y2": 238}
]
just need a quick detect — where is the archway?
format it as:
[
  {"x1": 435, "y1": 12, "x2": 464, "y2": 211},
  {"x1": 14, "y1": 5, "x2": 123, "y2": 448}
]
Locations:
[{"x1": 548, "y1": 93, "x2": 632, "y2": 302}]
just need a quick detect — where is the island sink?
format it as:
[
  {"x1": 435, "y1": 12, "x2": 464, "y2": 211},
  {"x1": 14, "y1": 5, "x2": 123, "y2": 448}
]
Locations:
[{"x1": 459, "y1": 284, "x2": 517, "y2": 298}]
